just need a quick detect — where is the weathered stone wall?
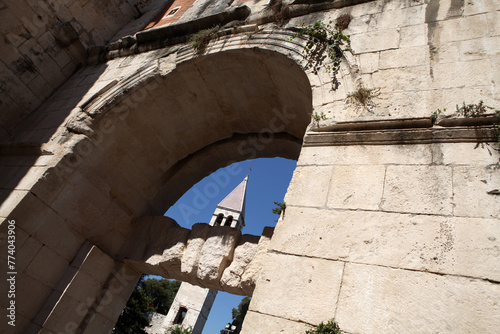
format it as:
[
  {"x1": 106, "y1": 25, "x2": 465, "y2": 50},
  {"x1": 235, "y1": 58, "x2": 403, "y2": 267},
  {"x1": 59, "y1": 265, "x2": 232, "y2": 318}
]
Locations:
[
  {"x1": 0, "y1": 0, "x2": 499, "y2": 333},
  {"x1": 0, "y1": 0, "x2": 163, "y2": 139},
  {"x1": 244, "y1": 140, "x2": 499, "y2": 333}
]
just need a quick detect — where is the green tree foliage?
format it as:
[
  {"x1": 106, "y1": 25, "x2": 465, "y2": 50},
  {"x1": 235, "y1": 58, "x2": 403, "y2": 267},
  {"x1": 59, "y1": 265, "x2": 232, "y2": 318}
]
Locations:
[
  {"x1": 113, "y1": 275, "x2": 154, "y2": 334},
  {"x1": 113, "y1": 276, "x2": 181, "y2": 334},
  {"x1": 221, "y1": 297, "x2": 251, "y2": 334},
  {"x1": 141, "y1": 278, "x2": 181, "y2": 315},
  {"x1": 272, "y1": 201, "x2": 286, "y2": 221}
]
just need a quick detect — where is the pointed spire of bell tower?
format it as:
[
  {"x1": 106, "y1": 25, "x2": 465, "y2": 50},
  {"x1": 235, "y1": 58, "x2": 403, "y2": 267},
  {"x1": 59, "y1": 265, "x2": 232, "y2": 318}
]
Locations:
[{"x1": 209, "y1": 175, "x2": 248, "y2": 231}]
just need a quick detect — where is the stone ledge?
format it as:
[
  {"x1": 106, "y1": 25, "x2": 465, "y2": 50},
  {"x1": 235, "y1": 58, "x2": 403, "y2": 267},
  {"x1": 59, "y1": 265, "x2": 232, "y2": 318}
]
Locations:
[
  {"x1": 305, "y1": 116, "x2": 499, "y2": 146},
  {"x1": 87, "y1": 0, "x2": 377, "y2": 64}
]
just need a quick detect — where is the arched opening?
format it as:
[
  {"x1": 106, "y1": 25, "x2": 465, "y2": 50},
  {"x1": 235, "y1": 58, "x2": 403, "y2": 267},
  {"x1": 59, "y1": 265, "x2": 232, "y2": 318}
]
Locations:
[
  {"x1": 58, "y1": 47, "x2": 312, "y2": 257},
  {"x1": 225, "y1": 216, "x2": 234, "y2": 227},
  {"x1": 215, "y1": 213, "x2": 224, "y2": 226},
  {"x1": 43, "y1": 46, "x2": 312, "y2": 334},
  {"x1": 114, "y1": 157, "x2": 297, "y2": 333}
]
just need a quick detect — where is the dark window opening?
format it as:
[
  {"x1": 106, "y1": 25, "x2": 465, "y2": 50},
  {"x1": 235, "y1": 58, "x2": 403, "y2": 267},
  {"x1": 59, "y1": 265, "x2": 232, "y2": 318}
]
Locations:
[
  {"x1": 175, "y1": 307, "x2": 188, "y2": 325},
  {"x1": 167, "y1": 7, "x2": 180, "y2": 16},
  {"x1": 215, "y1": 213, "x2": 224, "y2": 226},
  {"x1": 226, "y1": 216, "x2": 233, "y2": 226}
]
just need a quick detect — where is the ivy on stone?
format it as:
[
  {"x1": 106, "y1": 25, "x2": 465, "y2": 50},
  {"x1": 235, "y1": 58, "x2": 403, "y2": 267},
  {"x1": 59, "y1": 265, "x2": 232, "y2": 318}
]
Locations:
[{"x1": 289, "y1": 20, "x2": 353, "y2": 89}]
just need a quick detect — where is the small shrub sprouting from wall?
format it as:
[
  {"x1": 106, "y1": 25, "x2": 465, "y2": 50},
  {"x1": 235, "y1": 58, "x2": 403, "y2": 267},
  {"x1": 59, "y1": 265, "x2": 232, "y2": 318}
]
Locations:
[
  {"x1": 454, "y1": 101, "x2": 500, "y2": 142},
  {"x1": 455, "y1": 100, "x2": 494, "y2": 117},
  {"x1": 189, "y1": 25, "x2": 220, "y2": 55},
  {"x1": 306, "y1": 319, "x2": 343, "y2": 334},
  {"x1": 171, "y1": 325, "x2": 193, "y2": 334},
  {"x1": 288, "y1": 20, "x2": 353, "y2": 89},
  {"x1": 272, "y1": 201, "x2": 286, "y2": 221},
  {"x1": 346, "y1": 85, "x2": 380, "y2": 112}
]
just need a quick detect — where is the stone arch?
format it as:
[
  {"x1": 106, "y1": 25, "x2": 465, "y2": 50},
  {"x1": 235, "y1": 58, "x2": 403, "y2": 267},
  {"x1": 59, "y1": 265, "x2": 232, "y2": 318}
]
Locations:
[
  {"x1": 1, "y1": 25, "x2": 361, "y2": 333},
  {"x1": 11, "y1": 45, "x2": 313, "y2": 333},
  {"x1": 61, "y1": 47, "x2": 312, "y2": 254}
]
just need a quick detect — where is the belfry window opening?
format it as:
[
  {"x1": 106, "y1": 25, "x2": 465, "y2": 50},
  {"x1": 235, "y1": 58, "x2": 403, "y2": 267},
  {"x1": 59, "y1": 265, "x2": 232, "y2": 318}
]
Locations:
[{"x1": 215, "y1": 213, "x2": 224, "y2": 226}]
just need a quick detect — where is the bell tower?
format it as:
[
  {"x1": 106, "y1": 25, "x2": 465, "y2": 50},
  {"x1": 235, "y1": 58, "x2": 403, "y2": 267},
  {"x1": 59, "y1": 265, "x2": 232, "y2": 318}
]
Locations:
[
  {"x1": 163, "y1": 176, "x2": 249, "y2": 334},
  {"x1": 209, "y1": 175, "x2": 248, "y2": 231}
]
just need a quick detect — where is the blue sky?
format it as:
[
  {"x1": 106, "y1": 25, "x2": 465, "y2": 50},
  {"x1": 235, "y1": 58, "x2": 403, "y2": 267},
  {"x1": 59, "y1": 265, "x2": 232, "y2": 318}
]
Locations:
[{"x1": 149, "y1": 157, "x2": 297, "y2": 333}]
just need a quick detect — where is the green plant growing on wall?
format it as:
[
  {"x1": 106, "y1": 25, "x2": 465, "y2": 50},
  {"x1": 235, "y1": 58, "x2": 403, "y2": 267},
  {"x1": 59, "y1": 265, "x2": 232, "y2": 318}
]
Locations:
[
  {"x1": 272, "y1": 201, "x2": 286, "y2": 221},
  {"x1": 431, "y1": 107, "x2": 446, "y2": 122},
  {"x1": 455, "y1": 100, "x2": 495, "y2": 117},
  {"x1": 289, "y1": 20, "x2": 353, "y2": 89},
  {"x1": 189, "y1": 25, "x2": 220, "y2": 55},
  {"x1": 346, "y1": 85, "x2": 380, "y2": 112},
  {"x1": 306, "y1": 319, "x2": 343, "y2": 334},
  {"x1": 171, "y1": 325, "x2": 193, "y2": 334},
  {"x1": 310, "y1": 111, "x2": 328, "y2": 127}
]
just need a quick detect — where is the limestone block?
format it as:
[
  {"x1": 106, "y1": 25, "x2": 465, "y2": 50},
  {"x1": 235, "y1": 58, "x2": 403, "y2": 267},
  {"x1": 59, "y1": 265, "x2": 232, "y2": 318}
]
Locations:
[
  {"x1": 250, "y1": 252, "x2": 344, "y2": 324},
  {"x1": 381, "y1": 165, "x2": 453, "y2": 215},
  {"x1": 438, "y1": 142, "x2": 500, "y2": 166},
  {"x1": 41, "y1": 294, "x2": 87, "y2": 333},
  {"x1": 375, "y1": 90, "x2": 430, "y2": 118},
  {"x1": 241, "y1": 311, "x2": 310, "y2": 334},
  {"x1": 399, "y1": 24, "x2": 427, "y2": 47},
  {"x1": 284, "y1": 165, "x2": 334, "y2": 207},
  {"x1": 37, "y1": 31, "x2": 72, "y2": 69},
  {"x1": 336, "y1": 263, "x2": 500, "y2": 333},
  {"x1": 197, "y1": 226, "x2": 240, "y2": 283},
  {"x1": 367, "y1": 6, "x2": 425, "y2": 31},
  {"x1": 327, "y1": 165, "x2": 385, "y2": 210},
  {"x1": 79, "y1": 245, "x2": 115, "y2": 284},
  {"x1": 181, "y1": 223, "x2": 212, "y2": 277},
  {"x1": 297, "y1": 145, "x2": 433, "y2": 167},
  {"x1": 220, "y1": 234, "x2": 260, "y2": 295},
  {"x1": 464, "y1": 0, "x2": 500, "y2": 15},
  {"x1": 9, "y1": 191, "x2": 84, "y2": 262},
  {"x1": 439, "y1": 14, "x2": 489, "y2": 43},
  {"x1": 240, "y1": 227, "x2": 274, "y2": 295},
  {"x1": 460, "y1": 36, "x2": 500, "y2": 61},
  {"x1": 270, "y1": 207, "x2": 500, "y2": 281},
  {"x1": 16, "y1": 271, "x2": 52, "y2": 320},
  {"x1": 434, "y1": 41, "x2": 461, "y2": 63},
  {"x1": 452, "y1": 166, "x2": 500, "y2": 219},
  {"x1": 448, "y1": 216, "x2": 500, "y2": 281},
  {"x1": 312, "y1": 83, "x2": 335, "y2": 107},
  {"x1": 430, "y1": 59, "x2": 492, "y2": 89},
  {"x1": 26, "y1": 245, "x2": 69, "y2": 288},
  {"x1": 0, "y1": 189, "x2": 28, "y2": 218},
  {"x1": 359, "y1": 52, "x2": 380, "y2": 74},
  {"x1": 372, "y1": 66, "x2": 430, "y2": 93},
  {"x1": 62, "y1": 269, "x2": 104, "y2": 305},
  {"x1": 17, "y1": 236, "x2": 43, "y2": 270},
  {"x1": 379, "y1": 45, "x2": 429, "y2": 69},
  {"x1": 350, "y1": 28, "x2": 400, "y2": 53},
  {"x1": 343, "y1": 14, "x2": 370, "y2": 35},
  {"x1": 487, "y1": 11, "x2": 500, "y2": 37},
  {"x1": 94, "y1": 263, "x2": 141, "y2": 321}
]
